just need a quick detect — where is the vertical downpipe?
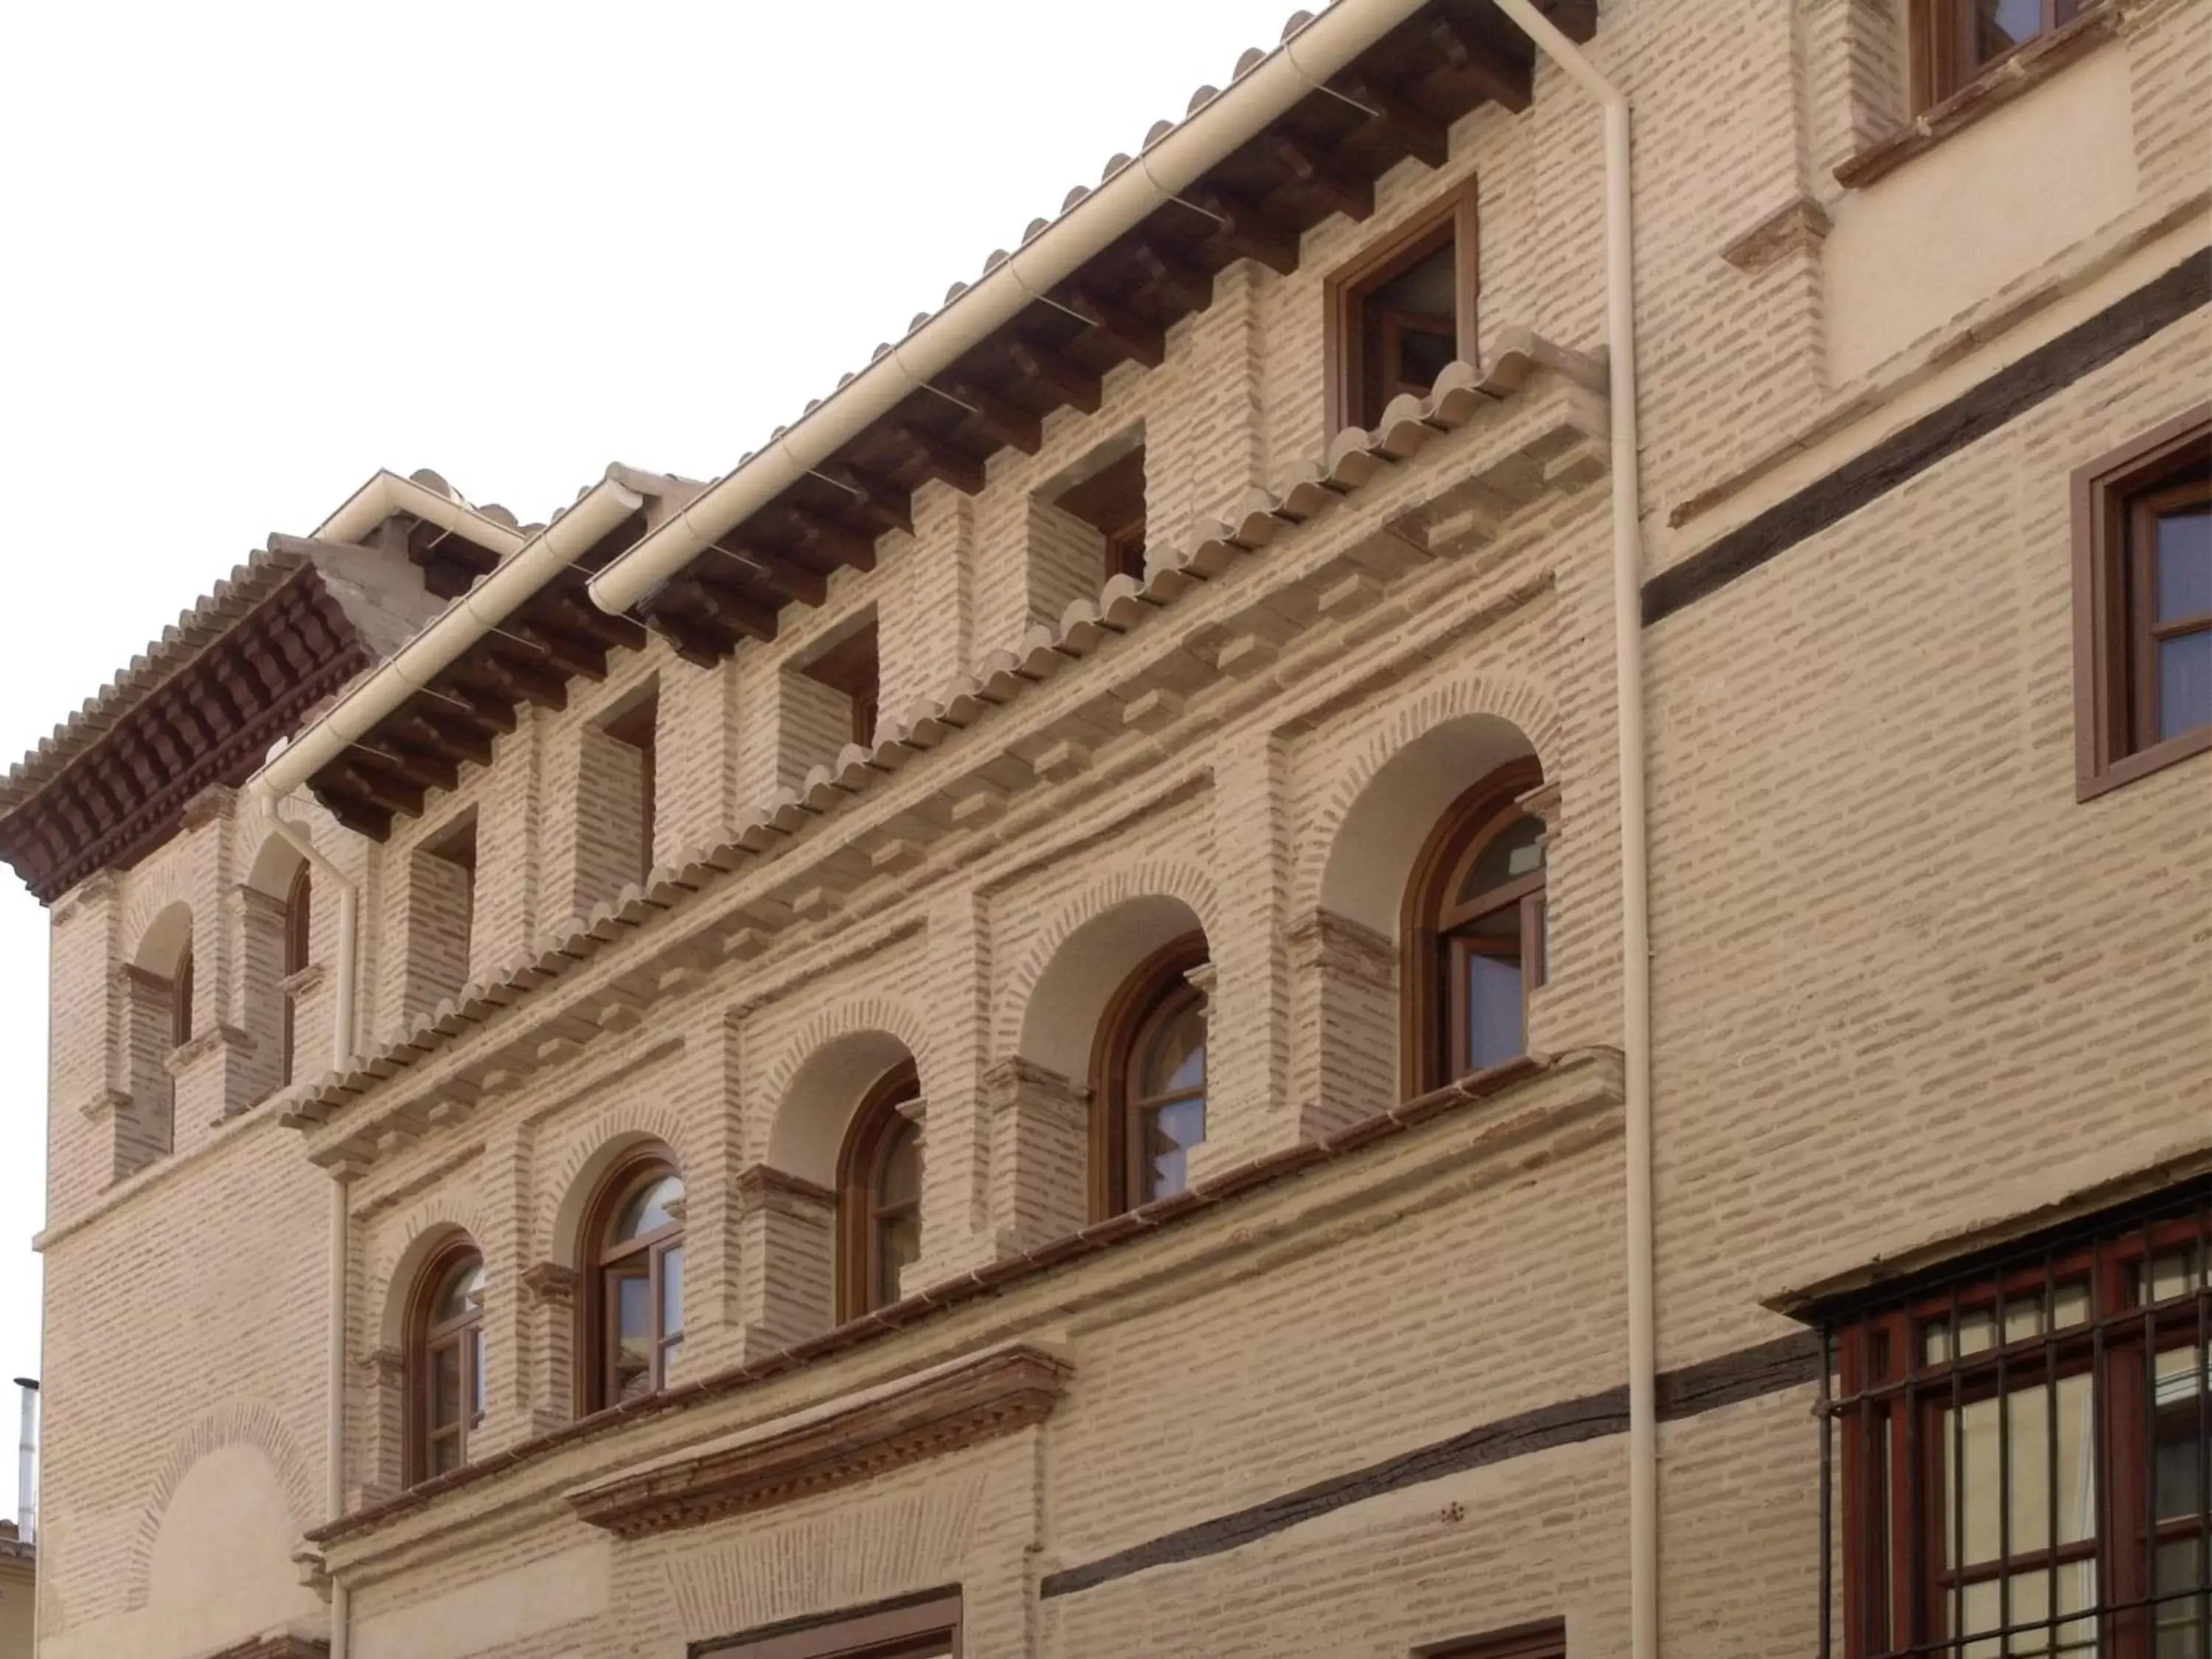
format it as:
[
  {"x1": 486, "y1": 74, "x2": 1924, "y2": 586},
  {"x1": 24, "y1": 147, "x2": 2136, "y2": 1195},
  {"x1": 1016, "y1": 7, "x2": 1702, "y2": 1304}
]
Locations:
[
  {"x1": 1484, "y1": 5, "x2": 1658, "y2": 1655},
  {"x1": 11, "y1": 1377, "x2": 36, "y2": 1543}
]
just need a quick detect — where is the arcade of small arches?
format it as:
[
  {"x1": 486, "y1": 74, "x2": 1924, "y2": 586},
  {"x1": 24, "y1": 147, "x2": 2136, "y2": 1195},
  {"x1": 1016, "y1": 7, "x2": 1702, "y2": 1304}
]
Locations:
[{"x1": 375, "y1": 714, "x2": 1558, "y2": 1492}]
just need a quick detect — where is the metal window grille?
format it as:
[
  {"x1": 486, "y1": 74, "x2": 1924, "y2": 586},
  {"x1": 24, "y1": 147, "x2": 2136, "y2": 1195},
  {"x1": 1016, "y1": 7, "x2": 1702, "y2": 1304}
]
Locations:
[{"x1": 1819, "y1": 1181, "x2": 2211, "y2": 1658}]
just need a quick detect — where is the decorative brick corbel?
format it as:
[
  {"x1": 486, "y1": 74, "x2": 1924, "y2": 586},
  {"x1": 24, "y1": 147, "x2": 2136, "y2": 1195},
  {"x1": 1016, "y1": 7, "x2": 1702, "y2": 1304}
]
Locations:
[
  {"x1": 178, "y1": 784, "x2": 238, "y2": 833},
  {"x1": 76, "y1": 1088, "x2": 131, "y2": 1124},
  {"x1": 520, "y1": 1262, "x2": 579, "y2": 1307}
]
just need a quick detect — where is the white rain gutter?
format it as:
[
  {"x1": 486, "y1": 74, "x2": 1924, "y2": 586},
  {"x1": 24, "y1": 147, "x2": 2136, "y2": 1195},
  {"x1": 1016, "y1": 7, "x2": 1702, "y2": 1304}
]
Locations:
[
  {"x1": 251, "y1": 473, "x2": 646, "y2": 802},
  {"x1": 259, "y1": 799, "x2": 361, "y2": 1659},
  {"x1": 313, "y1": 470, "x2": 528, "y2": 559},
  {"x1": 584, "y1": 0, "x2": 1436, "y2": 618},
  {"x1": 1486, "y1": 4, "x2": 1656, "y2": 1655}
]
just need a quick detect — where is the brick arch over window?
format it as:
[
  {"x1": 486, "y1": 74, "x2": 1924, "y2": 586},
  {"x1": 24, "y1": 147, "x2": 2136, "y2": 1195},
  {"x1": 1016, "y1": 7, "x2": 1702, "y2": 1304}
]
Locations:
[
  {"x1": 762, "y1": 1020, "x2": 929, "y2": 1189},
  {"x1": 369, "y1": 1203, "x2": 493, "y2": 1353},
  {"x1": 540, "y1": 1102, "x2": 695, "y2": 1269},
  {"x1": 123, "y1": 1402, "x2": 316, "y2": 1611},
  {"x1": 752, "y1": 994, "x2": 935, "y2": 1175},
  {"x1": 994, "y1": 860, "x2": 1219, "y2": 1072},
  {"x1": 1301, "y1": 678, "x2": 1560, "y2": 938}
]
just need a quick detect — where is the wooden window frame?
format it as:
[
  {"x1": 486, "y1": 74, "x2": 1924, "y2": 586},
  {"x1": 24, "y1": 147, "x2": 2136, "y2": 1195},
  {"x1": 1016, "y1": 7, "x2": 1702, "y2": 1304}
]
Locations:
[
  {"x1": 1325, "y1": 180, "x2": 1479, "y2": 437},
  {"x1": 835, "y1": 1061, "x2": 923, "y2": 1323},
  {"x1": 1399, "y1": 758, "x2": 1547, "y2": 1099},
  {"x1": 170, "y1": 938, "x2": 195, "y2": 1051},
  {"x1": 1053, "y1": 442, "x2": 1149, "y2": 588},
  {"x1": 1088, "y1": 932, "x2": 1209, "y2": 1220},
  {"x1": 578, "y1": 1147, "x2": 686, "y2": 1413},
  {"x1": 281, "y1": 860, "x2": 311, "y2": 1084},
  {"x1": 405, "y1": 1237, "x2": 485, "y2": 1486},
  {"x1": 1827, "y1": 1191, "x2": 2210, "y2": 1657},
  {"x1": 1416, "y1": 1618, "x2": 1568, "y2": 1659},
  {"x1": 1909, "y1": 0, "x2": 2089, "y2": 114},
  {"x1": 695, "y1": 1589, "x2": 961, "y2": 1658},
  {"x1": 2071, "y1": 405, "x2": 2212, "y2": 799}
]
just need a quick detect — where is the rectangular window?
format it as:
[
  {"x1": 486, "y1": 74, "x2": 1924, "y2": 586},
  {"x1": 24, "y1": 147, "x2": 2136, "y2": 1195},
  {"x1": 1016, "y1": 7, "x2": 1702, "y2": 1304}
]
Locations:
[
  {"x1": 1823, "y1": 1184, "x2": 2210, "y2": 1658},
  {"x1": 1054, "y1": 444, "x2": 1148, "y2": 587},
  {"x1": 1419, "y1": 1621, "x2": 1567, "y2": 1659},
  {"x1": 1911, "y1": 1, "x2": 2087, "y2": 112},
  {"x1": 1326, "y1": 181, "x2": 1478, "y2": 435},
  {"x1": 2072, "y1": 408, "x2": 2212, "y2": 798},
  {"x1": 403, "y1": 810, "x2": 478, "y2": 1020},
  {"x1": 801, "y1": 616, "x2": 882, "y2": 751},
  {"x1": 699, "y1": 1590, "x2": 961, "y2": 1658},
  {"x1": 596, "y1": 682, "x2": 658, "y2": 892}
]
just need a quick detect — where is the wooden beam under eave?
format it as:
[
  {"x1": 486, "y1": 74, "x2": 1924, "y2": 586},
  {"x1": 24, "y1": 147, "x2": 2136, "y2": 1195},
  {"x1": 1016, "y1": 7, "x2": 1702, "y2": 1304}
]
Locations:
[
  {"x1": 815, "y1": 466, "x2": 913, "y2": 537},
  {"x1": 899, "y1": 427, "x2": 989, "y2": 496},
  {"x1": 465, "y1": 651, "x2": 568, "y2": 713},
  {"x1": 1004, "y1": 339, "x2": 1103, "y2": 414},
  {"x1": 1427, "y1": 11, "x2": 1534, "y2": 113},
  {"x1": 317, "y1": 782, "x2": 394, "y2": 841},
  {"x1": 324, "y1": 761, "x2": 424, "y2": 822},
  {"x1": 1130, "y1": 240, "x2": 1216, "y2": 313},
  {"x1": 691, "y1": 579, "x2": 780, "y2": 644},
  {"x1": 1338, "y1": 73, "x2": 1450, "y2": 167},
  {"x1": 1185, "y1": 187, "x2": 1301, "y2": 276},
  {"x1": 1272, "y1": 133, "x2": 1375, "y2": 222},
  {"x1": 784, "y1": 510, "x2": 880, "y2": 574},
  {"x1": 936, "y1": 376, "x2": 1043, "y2": 456},
  {"x1": 1065, "y1": 287, "x2": 1166, "y2": 368},
  {"x1": 709, "y1": 542, "x2": 826, "y2": 609},
  {"x1": 355, "y1": 740, "x2": 459, "y2": 799},
  {"x1": 504, "y1": 620, "x2": 609, "y2": 684},
  {"x1": 543, "y1": 591, "x2": 650, "y2": 654},
  {"x1": 641, "y1": 597, "x2": 742, "y2": 667},
  {"x1": 393, "y1": 710, "x2": 494, "y2": 769}
]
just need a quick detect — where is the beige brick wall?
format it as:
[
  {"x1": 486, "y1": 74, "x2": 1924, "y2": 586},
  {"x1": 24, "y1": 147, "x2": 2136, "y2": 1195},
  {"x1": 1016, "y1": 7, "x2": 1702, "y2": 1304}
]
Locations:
[{"x1": 31, "y1": 2, "x2": 2211, "y2": 1655}]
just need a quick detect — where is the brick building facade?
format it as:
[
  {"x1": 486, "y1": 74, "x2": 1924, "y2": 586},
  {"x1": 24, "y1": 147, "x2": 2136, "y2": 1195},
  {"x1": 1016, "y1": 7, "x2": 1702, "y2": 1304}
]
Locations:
[{"x1": 7, "y1": 1, "x2": 2208, "y2": 1655}]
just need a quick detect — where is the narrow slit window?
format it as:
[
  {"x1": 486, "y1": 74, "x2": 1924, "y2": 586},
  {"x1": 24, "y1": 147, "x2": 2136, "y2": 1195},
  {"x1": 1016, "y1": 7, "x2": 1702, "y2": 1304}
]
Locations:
[{"x1": 601, "y1": 686, "x2": 659, "y2": 888}]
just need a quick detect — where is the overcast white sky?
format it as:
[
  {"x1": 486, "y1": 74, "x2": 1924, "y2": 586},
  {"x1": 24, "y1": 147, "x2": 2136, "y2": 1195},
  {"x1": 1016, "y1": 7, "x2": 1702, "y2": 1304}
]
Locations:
[{"x1": 0, "y1": 0, "x2": 1303, "y2": 1522}]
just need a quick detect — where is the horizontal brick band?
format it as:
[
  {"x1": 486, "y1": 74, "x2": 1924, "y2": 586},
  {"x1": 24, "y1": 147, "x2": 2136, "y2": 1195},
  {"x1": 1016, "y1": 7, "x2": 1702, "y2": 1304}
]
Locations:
[
  {"x1": 1643, "y1": 247, "x2": 2212, "y2": 627},
  {"x1": 1040, "y1": 1331, "x2": 1821, "y2": 1598}
]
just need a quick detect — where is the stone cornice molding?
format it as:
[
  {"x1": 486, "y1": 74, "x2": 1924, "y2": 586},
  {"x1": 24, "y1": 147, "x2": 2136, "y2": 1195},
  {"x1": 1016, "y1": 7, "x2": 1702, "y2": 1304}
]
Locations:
[
  {"x1": 566, "y1": 1343, "x2": 1071, "y2": 1540},
  {"x1": 279, "y1": 962, "x2": 328, "y2": 999}
]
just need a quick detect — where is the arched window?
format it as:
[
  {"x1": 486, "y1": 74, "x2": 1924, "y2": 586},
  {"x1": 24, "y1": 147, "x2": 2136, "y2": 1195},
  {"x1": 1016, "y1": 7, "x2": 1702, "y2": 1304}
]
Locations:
[
  {"x1": 1093, "y1": 933, "x2": 1209, "y2": 1217},
  {"x1": 281, "y1": 861, "x2": 311, "y2": 1084},
  {"x1": 1403, "y1": 763, "x2": 1547, "y2": 1096},
  {"x1": 409, "y1": 1242, "x2": 486, "y2": 1483},
  {"x1": 170, "y1": 939, "x2": 195, "y2": 1051},
  {"x1": 835, "y1": 1063, "x2": 923, "y2": 1321},
  {"x1": 582, "y1": 1152, "x2": 685, "y2": 1409}
]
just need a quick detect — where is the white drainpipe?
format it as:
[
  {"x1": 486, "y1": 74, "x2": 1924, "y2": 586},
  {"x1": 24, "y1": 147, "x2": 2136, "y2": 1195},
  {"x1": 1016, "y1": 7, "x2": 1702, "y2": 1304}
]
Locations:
[
  {"x1": 259, "y1": 797, "x2": 361, "y2": 1658},
  {"x1": 1486, "y1": 4, "x2": 1656, "y2": 1654},
  {"x1": 582, "y1": 0, "x2": 1439, "y2": 618}
]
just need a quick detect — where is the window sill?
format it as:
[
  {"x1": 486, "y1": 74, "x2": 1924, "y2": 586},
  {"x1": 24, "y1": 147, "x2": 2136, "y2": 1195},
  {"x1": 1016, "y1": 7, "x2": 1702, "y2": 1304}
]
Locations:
[
  {"x1": 1833, "y1": 4, "x2": 2118, "y2": 192},
  {"x1": 2076, "y1": 725, "x2": 2212, "y2": 801}
]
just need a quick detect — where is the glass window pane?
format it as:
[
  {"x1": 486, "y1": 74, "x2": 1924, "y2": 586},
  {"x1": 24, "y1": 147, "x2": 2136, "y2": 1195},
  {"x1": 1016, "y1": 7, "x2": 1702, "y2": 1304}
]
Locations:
[
  {"x1": 2154, "y1": 1342, "x2": 2208, "y2": 1523},
  {"x1": 2143, "y1": 1245, "x2": 2210, "y2": 1303},
  {"x1": 876, "y1": 1209, "x2": 920, "y2": 1308},
  {"x1": 428, "y1": 1343, "x2": 460, "y2": 1431},
  {"x1": 660, "y1": 1245, "x2": 684, "y2": 1340},
  {"x1": 1139, "y1": 1004, "x2": 1206, "y2": 1098},
  {"x1": 1464, "y1": 950, "x2": 1526, "y2": 1071},
  {"x1": 1141, "y1": 1095, "x2": 1207, "y2": 1202},
  {"x1": 1457, "y1": 815, "x2": 1543, "y2": 906},
  {"x1": 1941, "y1": 1374, "x2": 2096, "y2": 1568},
  {"x1": 427, "y1": 1428, "x2": 461, "y2": 1478},
  {"x1": 1950, "y1": 1560, "x2": 2095, "y2": 1658},
  {"x1": 468, "y1": 1329, "x2": 487, "y2": 1426},
  {"x1": 2157, "y1": 631, "x2": 2211, "y2": 740},
  {"x1": 613, "y1": 1272, "x2": 653, "y2": 1402},
  {"x1": 2155, "y1": 1537, "x2": 2208, "y2": 1658},
  {"x1": 1972, "y1": 0, "x2": 2044, "y2": 68},
  {"x1": 876, "y1": 1121, "x2": 922, "y2": 1210},
  {"x1": 611, "y1": 1173, "x2": 684, "y2": 1245},
  {"x1": 434, "y1": 1256, "x2": 486, "y2": 1324},
  {"x1": 2157, "y1": 507, "x2": 2211, "y2": 622}
]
